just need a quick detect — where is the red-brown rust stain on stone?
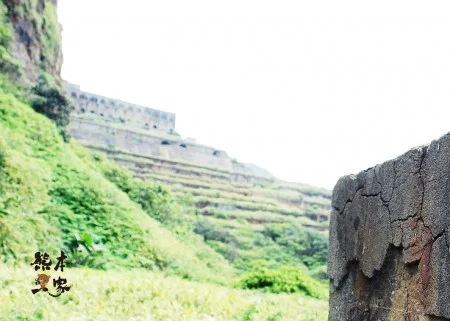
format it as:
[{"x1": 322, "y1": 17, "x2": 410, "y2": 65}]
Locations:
[
  {"x1": 405, "y1": 219, "x2": 433, "y2": 263},
  {"x1": 409, "y1": 216, "x2": 419, "y2": 230},
  {"x1": 418, "y1": 242, "x2": 432, "y2": 304}
]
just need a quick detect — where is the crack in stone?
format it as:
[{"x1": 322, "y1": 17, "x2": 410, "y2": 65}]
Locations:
[
  {"x1": 418, "y1": 146, "x2": 427, "y2": 221},
  {"x1": 335, "y1": 186, "x2": 364, "y2": 215},
  {"x1": 444, "y1": 226, "x2": 450, "y2": 250},
  {"x1": 390, "y1": 214, "x2": 418, "y2": 224},
  {"x1": 329, "y1": 137, "x2": 450, "y2": 320},
  {"x1": 331, "y1": 259, "x2": 359, "y2": 291}
]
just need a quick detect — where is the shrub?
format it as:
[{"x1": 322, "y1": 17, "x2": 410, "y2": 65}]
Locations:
[
  {"x1": 238, "y1": 265, "x2": 326, "y2": 298},
  {"x1": 263, "y1": 223, "x2": 328, "y2": 268},
  {"x1": 85, "y1": 151, "x2": 174, "y2": 224},
  {"x1": 129, "y1": 182, "x2": 173, "y2": 223},
  {"x1": 30, "y1": 74, "x2": 72, "y2": 137},
  {"x1": 214, "y1": 211, "x2": 228, "y2": 219},
  {"x1": 225, "y1": 242, "x2": 239, "y2": 263},
  {"x1": 193, "y1": 218, "x2": 235, "y2": 243},
  {"x1": 64, "y1": 232, "x2": 109, "y2": 270}
]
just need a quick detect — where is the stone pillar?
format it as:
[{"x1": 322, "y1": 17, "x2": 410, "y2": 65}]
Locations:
[{"x1": 328, "y1": 133, "x2": 450, "y2": 321}]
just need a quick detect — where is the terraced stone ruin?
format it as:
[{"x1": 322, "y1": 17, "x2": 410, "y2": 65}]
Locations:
[
  {"x1": 329, "y1": 132, "x2": 450, "y2": 320},
  {"x1": 64, "y1": 82, "x2": 331, "y2": 233}
]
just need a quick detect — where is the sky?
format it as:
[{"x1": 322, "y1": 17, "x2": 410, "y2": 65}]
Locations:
[{"x1": 58, "y1": 0, "x2": 450, "y2": 190}]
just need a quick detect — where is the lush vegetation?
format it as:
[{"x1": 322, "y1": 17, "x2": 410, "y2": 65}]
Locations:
[
  {"x1": 238, "y1": 265, "x2": 327, "y2": 298},
  {"x1": 77, "y1": 140, "x2": 330, "y2": 283},
  {"x1": 0, "y1": 87, "x2": 235, "y2": 282},
  {"x1": 262, "y1": 223, "x2": 328, "y2": 269},
  {"x1": 77, "y1": 146, "x2": 330, "y2": 281},
  {"x1": 0, "y1": 82, "x2": 326, "y2": 320},
  {"x1": 30, "y1": 73, "x2": 72, "y2": 138},
  {"x1": 0, "y1": 0, "x2": 331, "y2": 319},
  {"x1": 0, "y1": 266, "x2": 328, "y2": 321},
  {"x1": 74, "y1": 147, "x2": 175, "y2": 224}
]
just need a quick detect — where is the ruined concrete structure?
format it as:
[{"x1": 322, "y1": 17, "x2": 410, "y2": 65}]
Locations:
[
  {"x1": 65, "y1": 82, "x2": 332, "y2": 225},
  {"x1": 64, "y1": 82, "x2": 176, "y2": 132},
  {"x1": 64, "y1": 82, "x2": 295, "y2": 184},
  {"x1": 329, "y1": 132, "x2": 450, "y2": 320}
]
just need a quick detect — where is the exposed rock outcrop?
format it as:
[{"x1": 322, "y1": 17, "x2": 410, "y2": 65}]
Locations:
[
  {"x1": 329, "y1": 132, "x2": 450, "y2": 320},
  {"x1": 2, "y1": 0, "x2": 62, "y2": 84}
]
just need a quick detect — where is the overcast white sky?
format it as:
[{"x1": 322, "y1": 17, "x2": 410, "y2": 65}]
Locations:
[{"x1": 58, "y1": 1, "x2": 450, "y2": 190}]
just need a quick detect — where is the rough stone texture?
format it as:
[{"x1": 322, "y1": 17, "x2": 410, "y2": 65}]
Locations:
[
  {"x1": 329, "y1": 132, "x2": 450, "y2": 321},
  {"x1": 5, "y1": 0, "x2": 63, "y2": 84}
]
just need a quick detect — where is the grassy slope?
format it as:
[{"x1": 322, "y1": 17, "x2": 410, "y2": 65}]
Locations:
[
  {"x1": 0, "y1": 90, "x2": 329, "y2": 320},
  {"x1": 0, "y1": 266, "x2": 328, "y2": 321},
  {"x1": 0, "y1": 87, "x2": 235, "y2": 284},
  {"x1": 0, "y1": 0, "x2": 329, "y2": 319},
  {"x1": 74, "y1": 136, "x2": 330, "y2": 284},
  {"x1": 74, "y1": 134, "x2": 331, "y2": 276}
]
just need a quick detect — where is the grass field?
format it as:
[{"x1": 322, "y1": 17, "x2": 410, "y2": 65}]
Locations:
[
  {"x1": 0, "y1": 266, "x2": 328, "y2": 321},
  {"x1": 0, "y1": 84, "x2": 329, "y2": 320}
]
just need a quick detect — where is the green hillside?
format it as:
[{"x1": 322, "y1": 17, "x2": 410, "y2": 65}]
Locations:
[
  {"x1": 0, "y1": 77, "x2": 329, "y2": 320},
  {"x1": 0, "y1": 80, "x2": 235, "y2": 282},
  {"x1": 85, "y1": 144, "x2": 330, "y2": 275},
  {"x1": 0, "y1": 1, "x2": 330, "y2": 320}
]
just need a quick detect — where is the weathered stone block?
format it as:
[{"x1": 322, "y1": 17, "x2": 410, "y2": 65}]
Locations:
[{"x1": 329, "y1": 133, "x2": 450, "y2": 321}]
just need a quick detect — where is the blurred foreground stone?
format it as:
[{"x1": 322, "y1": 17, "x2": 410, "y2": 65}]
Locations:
[{"x1": 328, "y1": 132, "x2": 450, "y2": 321}]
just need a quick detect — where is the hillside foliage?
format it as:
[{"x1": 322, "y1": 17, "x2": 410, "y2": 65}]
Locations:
[
  {"x1": 0, "y1": 0, "x2": 330, "y2": 319},
  {"x1": 0, "y1": 81, "x2": 235, "y2": 283}
]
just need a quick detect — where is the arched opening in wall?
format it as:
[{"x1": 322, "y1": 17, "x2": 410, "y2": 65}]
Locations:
[
  {"x1": 145, "y1": 123, "x2": 149, "y2": 127},
  {"x1": 161, "y1": 140, "x2": 171, "y2": 145},
  {"x1": 90, "y1": 110, "x2": 95, "y2": 114},
  {"x1": 100, "y1": 99, "x2": 105, "y2": 104},
  {"x1": 100, "y1": 113, "x2": 104, "y2": 117},
  {"x1": 153, "y1": 125, "x2": 157, "y2": 129},
  {"x1": 80, "y1": 108, "x2": 85, "y2": 113},
  {"x1": 213, "y1": 150, "x2": 220, "y2": 156},
  {"x1": 180, "y1": 144, "x2": 187, "y2": 148}
]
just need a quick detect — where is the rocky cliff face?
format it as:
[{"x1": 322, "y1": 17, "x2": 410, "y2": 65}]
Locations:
[
  {"x1": 1, "y1": 0, "x2": 62, "y2": 85},
  {"x1": 328, "y1": 132, "x2": 450, "y2": 320},
  {"x1": 0, "y1": 0, "x2": 71, "y2": 135}
]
